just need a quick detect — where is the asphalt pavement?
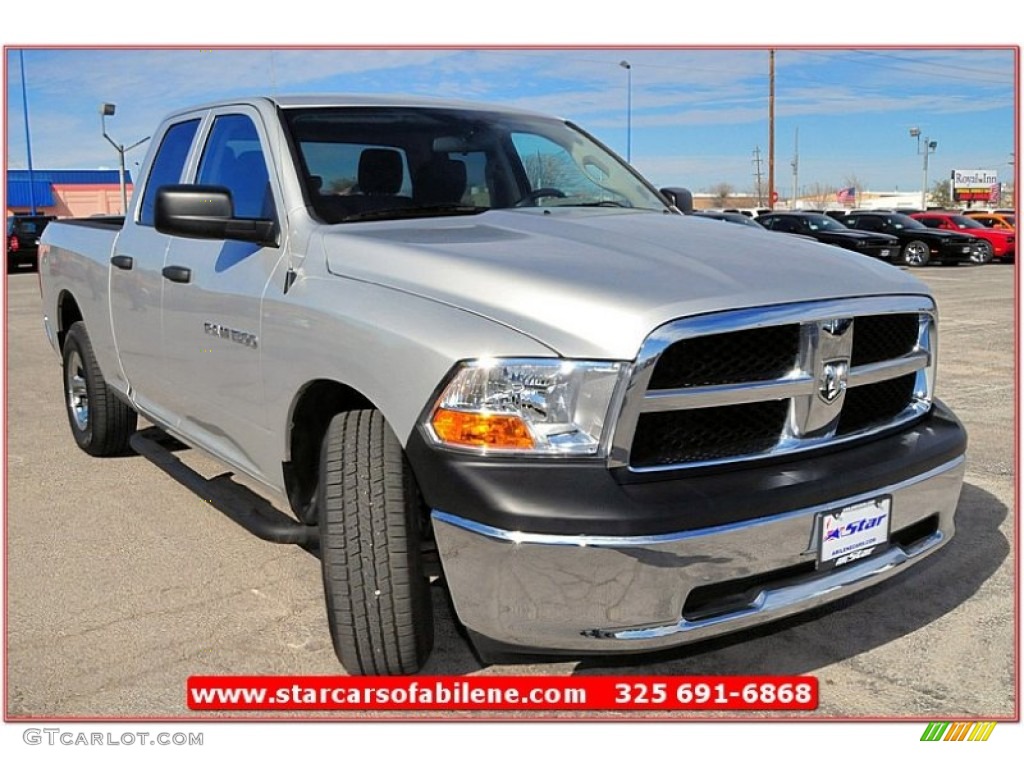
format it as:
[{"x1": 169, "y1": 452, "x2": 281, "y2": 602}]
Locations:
[{"x1": 3, "y1": 263, "x2": 1016, "y2": 719}]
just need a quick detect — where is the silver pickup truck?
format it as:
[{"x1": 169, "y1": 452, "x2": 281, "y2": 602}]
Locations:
[{"x1": 39, "y1": 95, "x2": 967, "y2": 675}]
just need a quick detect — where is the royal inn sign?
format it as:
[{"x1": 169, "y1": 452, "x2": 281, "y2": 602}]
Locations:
[{"x1": 950, "y1": 169, "x2": 1000, "y2": 203}]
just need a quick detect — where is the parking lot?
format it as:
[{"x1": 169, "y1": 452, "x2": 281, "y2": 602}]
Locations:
[{"x1": 3, "y1": 263, "x2": 1016, "y2": 719}]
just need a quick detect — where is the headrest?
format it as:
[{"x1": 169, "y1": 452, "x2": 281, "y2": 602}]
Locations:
[
  {"x1": 358, "y1": 149, "x2": 404, "y2": 195},
  {"x1": 414, "y1": 157, "x2": 468, "y2": 205}
]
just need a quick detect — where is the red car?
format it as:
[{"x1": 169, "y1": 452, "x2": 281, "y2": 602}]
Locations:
[{"x1": 911, "y1": 212, "x2": 1015, "y2": 263}]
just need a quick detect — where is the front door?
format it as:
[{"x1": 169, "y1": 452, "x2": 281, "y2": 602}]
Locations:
[{"x1": 158, "y1": 108, "x2": 287, "y2": 482}]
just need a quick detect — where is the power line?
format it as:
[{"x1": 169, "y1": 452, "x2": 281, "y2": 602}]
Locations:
[{"x1": 790, "y1": 50, "x2": 1013, "y2": 87}]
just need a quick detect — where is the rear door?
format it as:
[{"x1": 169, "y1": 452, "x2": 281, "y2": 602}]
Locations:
[{"x1": 110, "y1": 115, "x2": 202, "y2": 424}]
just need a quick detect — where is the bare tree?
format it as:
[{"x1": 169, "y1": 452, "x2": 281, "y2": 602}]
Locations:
[
  {"x1": 523, "y1": 152, "x2": 577, "y2": 191},
  {"x1": 804, "y1": 182, "x2": 834, "y2": 207},
  {"x1": 999, "y1": 180, "x2": 1015, "y2": 208},
  {"x1": 327, "y1": 177, "x2": 357, "y2": 195},
  {"x1": 708, "y1": 182, "x2": 734, "y2": 207},
  {"x1": 929, "y1": 179, "x2": 953, "y2": 209},
  {"x1": 843, "y1": 174, "x2": 866, "y2": 207}
]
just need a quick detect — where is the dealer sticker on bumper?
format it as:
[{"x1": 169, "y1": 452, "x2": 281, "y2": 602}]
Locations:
[{"x1": 818, "y1": 497, "x2": 891, "y2": 568}]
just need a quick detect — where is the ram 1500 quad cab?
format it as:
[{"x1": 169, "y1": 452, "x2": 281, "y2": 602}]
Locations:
[{"x1": 39, "y1": 95, "x2": 967, "y2": 675}]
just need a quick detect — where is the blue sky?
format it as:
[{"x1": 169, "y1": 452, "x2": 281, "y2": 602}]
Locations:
[{"x1": 4, "y1": 47, "x2": 1016, "y2": 196}]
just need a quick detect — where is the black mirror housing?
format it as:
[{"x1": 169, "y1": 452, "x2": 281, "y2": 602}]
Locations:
[
  {"x1": 155, "y1": 185, "x2": 277, "y2": 246},
  {"x1": 660, "y1": 186, "x2": 694, "y2": 214}
]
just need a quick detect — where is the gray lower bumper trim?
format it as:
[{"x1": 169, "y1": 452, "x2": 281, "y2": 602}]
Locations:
[{"x1": 432, "y1": 455, "x2": 965, "y2": 653}]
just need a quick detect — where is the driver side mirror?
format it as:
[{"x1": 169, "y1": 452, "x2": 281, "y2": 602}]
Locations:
[
  {"x1": 155, "y1": 185, "x2": 277, "y2": 246},
  {"x1": 660, "y1": 187, "x2": 694, "y2": 214}
]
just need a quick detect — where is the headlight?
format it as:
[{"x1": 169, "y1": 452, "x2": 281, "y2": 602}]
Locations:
[{"x1": 426, "y1": 359, "x2": 629, "y2": 456}]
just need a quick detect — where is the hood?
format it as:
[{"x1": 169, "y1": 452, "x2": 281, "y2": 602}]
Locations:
[
  {"x1": 837, "y1": 229, "x2": 900, "y2": 243},
  {"x1": 967, "y1": 226, "x2": 1012, "y2": 240},
  {"x1": 320, "y1": 209, "x2": 930, "y2": 359},
  {"x1": 910, "y1": 228, "x2": 975, "y2": 242}
]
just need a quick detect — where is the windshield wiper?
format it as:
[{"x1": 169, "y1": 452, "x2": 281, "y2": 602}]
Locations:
[
  {"x1": 572, "y1": 200, "x2": 632, "y2": 208},
  {"x1": 341, "y1": 205, "x2": 488, "y2": 223}
]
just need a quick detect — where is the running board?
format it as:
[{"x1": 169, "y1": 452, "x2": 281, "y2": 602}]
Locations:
[{"x1": 129, "y1": 429, "x2": 318, "y2": 546}]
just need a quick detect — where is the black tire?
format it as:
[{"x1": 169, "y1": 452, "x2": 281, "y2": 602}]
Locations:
[
  {"x1": 901, "y1": 239, "x2": 930, "y2": 267},
  {"x1": 969, "y1": 241, "x2": 993, "y2": 265},
  {"x1": 62, "y1": 321, "x2": 138, "y2": 456},
  {"x1": 318, "y1": 409, "x2": 433, "y2": 675}
]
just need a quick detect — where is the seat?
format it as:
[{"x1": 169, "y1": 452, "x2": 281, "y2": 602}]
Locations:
[
  {"x1": 413, "y1": 156, "x2": 468, "y2": 206},
  {"x1": 358, "y1": 149, "x2": 406, "y2": 196},
  {"x1": 230, "y1": 151, "x2": 274, "y2": 219}
]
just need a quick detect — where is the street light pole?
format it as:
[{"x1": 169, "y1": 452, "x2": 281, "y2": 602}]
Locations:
[
  {"x1": 19, "y1": 50, "x2": 38, "y2": 215},
  {"x1": 100, "y1": 103, "x2": 149, "y2": 216},
  {"x1": 909, "y1": 127, "x2": 938, "y2": 210},
  {"x1": 619, "y1": 60, "x2": 632, "y2": 163}
]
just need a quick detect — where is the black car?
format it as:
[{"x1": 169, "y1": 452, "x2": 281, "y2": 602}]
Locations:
[
  {"x1": 755, "y1": 212, "x2": 899, "y2": 260},
  {"x1": 692, "y1": 210, "x2": 765, "y2": 228},
  {"x1": 837, "y1": 212, "x2": 981, "y2": 267},
  {"x1": 7, "y1": 214, "x2": 55, "y2": 273}
]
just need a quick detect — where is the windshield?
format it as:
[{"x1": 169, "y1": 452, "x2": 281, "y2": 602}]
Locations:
[
  {"x1": 283, "y1": 106, "x2": 667, "y2": 224},
  {"x1": 802, "y1": 214, "x2": 848, "y2": 232},
  {"x1": 888, "y1": 213, "x2": 926, "y2": 230},
  {"x1": 950, "y1": 215, "x2": 982, "y2": 229}
]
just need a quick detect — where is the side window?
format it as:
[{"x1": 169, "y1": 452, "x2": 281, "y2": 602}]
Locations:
[
  {"x1": 857, "y1": 217, "x2": 880, "y2": 232},
  {"x1": 139, "y1": 119, "x2": 200, "y2": 226},
  {"x1": 197, "y1": 114, "x2": 274, "y2": 219},
  {"x1": 919, "y1": 217, "x2": 941, "y2": 228}
]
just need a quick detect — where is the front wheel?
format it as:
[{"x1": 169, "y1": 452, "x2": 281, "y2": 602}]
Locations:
[
  {"x1": 901, "y1": 240, "x2": 931, "y2": 267},
  {"x1": 969, "y1": 241, "x2": 993, "y2": 264},
  {"x1": 62, "y1": 322, "x2": 137, "y2": 456},
  {"x1": 318, "y1": 409, "x2": 433, "y2": 675}
]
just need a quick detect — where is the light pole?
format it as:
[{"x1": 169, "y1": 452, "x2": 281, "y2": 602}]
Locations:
[
  {"x1": 20, "y1": 50, "x2": 38, "y2": 215},
  {"x1": 100, "y1": 103, "x2": 149, "y2": 216},
  {"x1": 909, "y1": 127, "x2": 938, "y2": 210},
  {"x1": 619, "y1": 60, "x2": 632, "y2": 163}
]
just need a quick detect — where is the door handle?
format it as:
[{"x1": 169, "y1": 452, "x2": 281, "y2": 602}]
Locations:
[
  {"x1": 110, "y1": 255, "x2": 134, "y2": 270},
  {"x1": 162, "y1": 265, "x2": 192, "y2": 284}
]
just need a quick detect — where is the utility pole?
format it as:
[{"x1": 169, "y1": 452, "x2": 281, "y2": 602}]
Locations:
[
  {"x1": 752, "y1": 146, "x2": 765, "y2": 206},
  {"x1": 768, "y1": 49, "x2": 775, "y2": 210},
  {"x1": 791, "y1": 127, "x2": 799, "y2": 211}
]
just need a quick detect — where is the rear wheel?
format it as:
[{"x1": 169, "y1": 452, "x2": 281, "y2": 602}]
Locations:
[
  {"x1": 901, "y1": 240, "x2": 930, "y2": 267},
  {"x1": 318, "y1": 409, "x2": 433, "y2": 675},
  {"x1": 62, "y1": 322, "x2": 137, "y2": 456}
]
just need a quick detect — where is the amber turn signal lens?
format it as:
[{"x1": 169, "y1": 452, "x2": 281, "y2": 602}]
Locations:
[{"x1": 431, "y1": 408, "x2": 535, "y2": 450}]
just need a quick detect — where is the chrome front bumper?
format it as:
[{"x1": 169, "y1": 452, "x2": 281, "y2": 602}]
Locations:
[{"x1": 432, "y1": 455, "x2": 965, "y2": 654}]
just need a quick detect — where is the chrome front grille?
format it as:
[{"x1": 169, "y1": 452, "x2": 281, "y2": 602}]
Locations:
[{"x1": 609, "y1": 297, "x2": 936, "y2": 472}]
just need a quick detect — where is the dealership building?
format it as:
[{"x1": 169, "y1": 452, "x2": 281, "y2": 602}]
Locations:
[{"x1": 6, "y1": 169, "x2": 133, "y2": 218}]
